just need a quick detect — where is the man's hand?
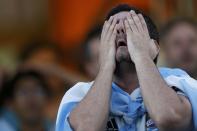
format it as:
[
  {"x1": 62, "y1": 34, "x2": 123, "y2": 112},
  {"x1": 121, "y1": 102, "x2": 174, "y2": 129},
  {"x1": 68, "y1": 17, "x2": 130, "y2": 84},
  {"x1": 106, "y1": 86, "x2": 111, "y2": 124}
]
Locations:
[
  {"x1": 124, "y1": 10, "x2": 159, "y2": 63},
  {"x1": 100, "y1": 16, "x2": 117, "y2": 71}
]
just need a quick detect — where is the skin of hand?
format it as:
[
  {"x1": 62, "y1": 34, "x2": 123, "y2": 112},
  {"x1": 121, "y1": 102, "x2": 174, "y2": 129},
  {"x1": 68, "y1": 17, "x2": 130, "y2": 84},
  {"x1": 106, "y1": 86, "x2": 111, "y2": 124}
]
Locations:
[{"x1": 124, "y1": 10, "x2": 159, "y2": 63}]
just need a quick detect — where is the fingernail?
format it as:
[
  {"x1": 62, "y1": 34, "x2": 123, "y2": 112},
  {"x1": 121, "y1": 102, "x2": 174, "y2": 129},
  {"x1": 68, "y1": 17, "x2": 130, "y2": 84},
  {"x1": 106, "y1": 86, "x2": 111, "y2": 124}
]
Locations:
[{"x1": 130, "y1": 10, "x2": 135, "y2": 14}]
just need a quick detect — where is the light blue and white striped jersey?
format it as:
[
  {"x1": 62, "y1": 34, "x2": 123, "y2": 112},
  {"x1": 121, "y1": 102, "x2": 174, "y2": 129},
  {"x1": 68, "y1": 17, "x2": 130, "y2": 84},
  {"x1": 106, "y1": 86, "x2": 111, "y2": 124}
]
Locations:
[{"x1": 56, "y1": 67, "x2": 197, "y2": 131}]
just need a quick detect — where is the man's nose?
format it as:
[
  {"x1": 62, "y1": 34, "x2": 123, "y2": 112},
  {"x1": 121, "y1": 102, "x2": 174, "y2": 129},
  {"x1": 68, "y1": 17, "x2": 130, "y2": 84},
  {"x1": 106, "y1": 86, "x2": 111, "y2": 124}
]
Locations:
[{"x1": 116, "y1": 20, "x2": 125, "y2": 36}]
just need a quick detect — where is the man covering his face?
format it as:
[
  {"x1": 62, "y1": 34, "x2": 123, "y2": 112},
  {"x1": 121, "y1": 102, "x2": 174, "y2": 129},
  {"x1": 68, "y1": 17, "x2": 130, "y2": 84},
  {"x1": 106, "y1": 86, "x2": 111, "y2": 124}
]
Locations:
[{"x1": 56, "y1": 4, "x2": 197, "y2": 131}]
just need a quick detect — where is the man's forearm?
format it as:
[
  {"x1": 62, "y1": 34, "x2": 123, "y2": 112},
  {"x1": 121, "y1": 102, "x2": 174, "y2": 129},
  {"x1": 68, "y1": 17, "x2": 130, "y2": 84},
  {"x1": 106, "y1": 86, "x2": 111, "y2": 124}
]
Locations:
[
  {"x1": 69, "y1": 65, "x2": 113, "y2": 131},
  {"x1": 134, "y1": 56, "x2": 189, "y2": 130}
]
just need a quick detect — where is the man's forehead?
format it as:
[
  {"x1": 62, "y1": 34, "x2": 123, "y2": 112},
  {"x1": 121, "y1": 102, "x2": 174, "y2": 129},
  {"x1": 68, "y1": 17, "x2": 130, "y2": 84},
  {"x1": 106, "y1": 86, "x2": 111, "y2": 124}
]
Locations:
[{"x1": 112, "y1": 11, "x2": 130, "y2": 21}]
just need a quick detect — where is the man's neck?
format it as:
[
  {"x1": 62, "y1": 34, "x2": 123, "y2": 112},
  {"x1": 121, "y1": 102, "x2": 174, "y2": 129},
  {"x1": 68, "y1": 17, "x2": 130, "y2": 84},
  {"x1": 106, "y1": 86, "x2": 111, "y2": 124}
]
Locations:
[{"x1": 113, "y1": 61, "x2": 139, "y2": 94}]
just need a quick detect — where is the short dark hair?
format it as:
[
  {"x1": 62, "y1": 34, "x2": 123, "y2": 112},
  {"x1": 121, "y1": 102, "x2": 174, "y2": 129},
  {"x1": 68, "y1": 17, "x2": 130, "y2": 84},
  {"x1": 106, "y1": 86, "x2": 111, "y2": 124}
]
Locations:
[
  {"x1": 2, "y1": 69, "x2": 50, "y2": 101},
  {"x1": 160, "y1": 17, "x2": 197, "y2": 42},
  {"x1": 19, "y1": 40, "x2": 64, "y2": 62},
  {"x1": 106, "y1": 4, "x2": 159, "y2": 63},
  {"x1": 106, "y1": 4, "x2": 159, "y2": 43}
]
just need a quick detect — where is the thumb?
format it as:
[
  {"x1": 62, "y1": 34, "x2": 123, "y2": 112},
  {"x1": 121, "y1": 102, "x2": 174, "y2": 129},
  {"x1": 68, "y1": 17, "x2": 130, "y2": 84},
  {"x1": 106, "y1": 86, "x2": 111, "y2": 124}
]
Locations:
[{"x1": 150, "y1": 39, "x2": 160, "y2": 60}]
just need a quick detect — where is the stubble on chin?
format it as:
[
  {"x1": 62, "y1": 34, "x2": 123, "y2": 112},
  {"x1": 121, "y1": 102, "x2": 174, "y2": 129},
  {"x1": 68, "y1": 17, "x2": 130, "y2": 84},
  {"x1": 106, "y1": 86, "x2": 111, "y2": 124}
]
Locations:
[
  {"x1": 114, "y1": 54, "x2": 136, "y2": 77},
  {"x1": 115, "y1": 49, "x2": 131, "y2": 63}
]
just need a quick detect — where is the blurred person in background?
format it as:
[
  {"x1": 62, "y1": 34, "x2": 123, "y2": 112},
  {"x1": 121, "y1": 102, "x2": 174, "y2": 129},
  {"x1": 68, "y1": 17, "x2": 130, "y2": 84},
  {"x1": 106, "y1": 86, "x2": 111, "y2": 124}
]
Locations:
[
  {"x1": 19, "y1": 40, "x2": 67, "y2": 92},
  {"x1": 160, "y1": 18, "x2": 197, "y2": 79},
  {"x1": 19, "y1": 40, "x2": 64, "y2": 66},
  {"x1": 18, "y1": 40, "x2": 82, "y2": 121},
  {"x1": 0, "y1": 69, "x2": 53, "y2": 131},
  {"x1": 80, "y1": 25, "x2": 102, "y2": 80}
]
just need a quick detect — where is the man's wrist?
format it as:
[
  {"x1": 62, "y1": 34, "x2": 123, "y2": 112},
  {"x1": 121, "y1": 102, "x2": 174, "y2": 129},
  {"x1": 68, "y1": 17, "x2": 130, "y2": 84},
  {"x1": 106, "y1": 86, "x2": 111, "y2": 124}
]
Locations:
[
  {"x1": 99, "y1": 62, "x2": 114, "y2": 76},
  {"x1": 133, "y1": 55, "x2": 153, "y2": 65},
  {"x1": 100, "y1": 64, "x2": 114, "y2": 73}
]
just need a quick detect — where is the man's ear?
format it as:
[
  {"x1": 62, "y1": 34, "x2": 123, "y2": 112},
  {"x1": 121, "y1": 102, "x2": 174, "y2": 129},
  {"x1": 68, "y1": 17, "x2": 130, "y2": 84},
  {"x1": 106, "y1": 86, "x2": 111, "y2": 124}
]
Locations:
[
  {"x1": 154, "y1": 40, "x2": 160, "y2": 54},
  {"x1": 154, "y1": 40, "x2": 160, "y2": 55}
]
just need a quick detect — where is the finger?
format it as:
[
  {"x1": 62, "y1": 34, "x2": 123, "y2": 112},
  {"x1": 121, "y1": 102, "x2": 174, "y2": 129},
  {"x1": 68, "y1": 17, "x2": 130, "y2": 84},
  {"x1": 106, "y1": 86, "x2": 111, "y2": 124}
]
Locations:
[
  {"x1": 120, "y1": 19, "x2": 126, "y2": 33},
  {"x1": 101, "y1": 21, "x2": 107, "y2": 39},
  {"x1": 110, "y1": 24, "x2": 118, "y2": 46},
  {"x1": 138, "y1": 14, "x2": 149, "y2": 36},
  {"x1": 124, "y1": 19, "x2": 132, "y2": 36},
  {"x1": 126, "y1": 14, "x2": 137, "y2": 32},
  {"x1": 107, "y1": 17, "x2": 118, "y2": 39},
  {"x1": 105, "y1": 16, "x2": 113, "y2": 32},
  {"x1": 101, "y1": 16, "x2": 113, "y2": 40},
  {"x1": 130, "y1": 10, "x2": 143, "y2": 33}
]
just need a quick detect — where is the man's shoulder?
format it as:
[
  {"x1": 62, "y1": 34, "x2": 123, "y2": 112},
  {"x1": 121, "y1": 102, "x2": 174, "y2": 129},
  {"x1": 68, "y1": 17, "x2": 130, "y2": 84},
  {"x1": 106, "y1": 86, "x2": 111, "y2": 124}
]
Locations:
[
  {"x1": 158, "y1": 67, "x2": 188, "y2": 78},
  {"x1": 61, "y1": 81, "x2": 94, "y2": 104},
  {"x1": 67, "y1": 81, "x2": 94, "y2": 94}
]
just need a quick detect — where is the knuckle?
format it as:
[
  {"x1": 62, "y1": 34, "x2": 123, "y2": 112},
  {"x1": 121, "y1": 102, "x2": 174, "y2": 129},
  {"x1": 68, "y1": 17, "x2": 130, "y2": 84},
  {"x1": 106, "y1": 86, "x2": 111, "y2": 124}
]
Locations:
[
  {"x1": 109, "y1": 26, "x2": 113, "y2": 31},
  {"x1": 126, "y1": 26, "x2": 130, "y2": 30},
  {"x1": 106, "y1": 22, "x2": 110, "y2": 27},
  {"x1": 134, "y1": 16, "x2": 139, "y2": 22}
]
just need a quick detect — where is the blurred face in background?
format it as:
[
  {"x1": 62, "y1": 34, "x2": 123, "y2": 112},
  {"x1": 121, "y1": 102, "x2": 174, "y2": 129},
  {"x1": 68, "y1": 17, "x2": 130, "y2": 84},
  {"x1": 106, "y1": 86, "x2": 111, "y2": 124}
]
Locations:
[
  {"x1": 163, "y1": 23, "x2": 197, "y2": 77},
  {"x1": 13, "y1": 77, "x2": 47, "y2": 124},
  {"x1": 22, "y1": 47, "x2": 65, "y2": 95},
  {"x1": 84, "y1": 37, "x2": 100, "y2": 79}
]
